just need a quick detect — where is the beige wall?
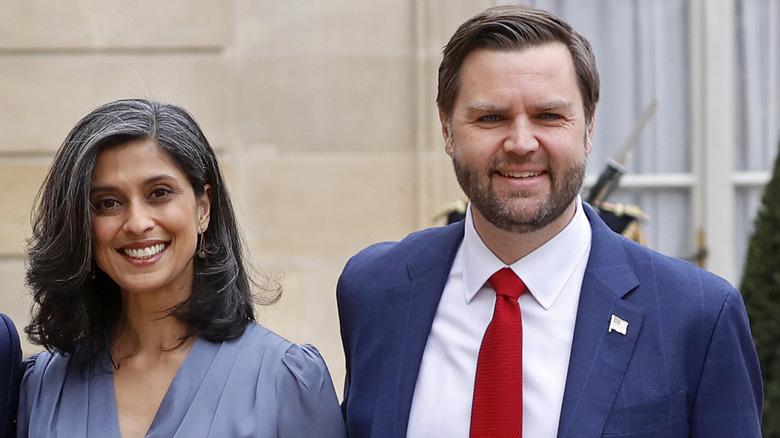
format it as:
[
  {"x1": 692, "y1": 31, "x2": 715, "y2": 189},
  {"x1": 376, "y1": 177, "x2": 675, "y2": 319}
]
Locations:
[{"x1": 0, "y1": 1, "x2": 495, "y2": 392}]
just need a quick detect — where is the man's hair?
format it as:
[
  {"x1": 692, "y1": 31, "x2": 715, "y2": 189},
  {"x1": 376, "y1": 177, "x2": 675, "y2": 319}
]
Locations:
[
  {"x1": 437, "y1": 5, "x2": 600, "y2": 124},
  {"x1": 25, "y1": 99, "x2": 279, "y2": 354}
]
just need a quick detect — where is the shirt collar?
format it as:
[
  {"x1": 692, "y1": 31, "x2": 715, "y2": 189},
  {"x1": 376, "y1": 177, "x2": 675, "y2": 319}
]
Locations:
[{"x1": 461, "y1": 197, "x2": 592, "y2": 309}]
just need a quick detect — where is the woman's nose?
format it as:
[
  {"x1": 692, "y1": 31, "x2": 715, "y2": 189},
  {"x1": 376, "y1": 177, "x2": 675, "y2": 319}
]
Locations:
[{"x1": 122, "y1": 201, "x2": 154, "y2": 235}]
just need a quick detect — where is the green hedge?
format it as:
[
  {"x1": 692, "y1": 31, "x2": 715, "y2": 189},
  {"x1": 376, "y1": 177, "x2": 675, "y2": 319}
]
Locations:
[{"x1": 741, "y1": 137, "x2": 780, "y2": 435}]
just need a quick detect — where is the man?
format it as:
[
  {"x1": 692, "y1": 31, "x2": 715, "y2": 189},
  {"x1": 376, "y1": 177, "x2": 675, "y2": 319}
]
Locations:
[
  {"x1": 0, "y1": 313, "x2": 21, "y2": 438},
  {"x1": 337, "y1": 5, "x2": 762, "y2": 438}
]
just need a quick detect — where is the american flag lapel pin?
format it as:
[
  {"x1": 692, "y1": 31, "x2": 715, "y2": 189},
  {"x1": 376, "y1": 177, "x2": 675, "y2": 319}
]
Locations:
[{"x1": 609, "y1": 314, "x2": 628, "y2": 335}]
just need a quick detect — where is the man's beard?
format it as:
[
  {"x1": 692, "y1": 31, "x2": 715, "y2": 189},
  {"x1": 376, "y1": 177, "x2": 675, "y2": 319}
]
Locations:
[{"x1": 451, "y1": 144, "x2": 587, "y2": 234}]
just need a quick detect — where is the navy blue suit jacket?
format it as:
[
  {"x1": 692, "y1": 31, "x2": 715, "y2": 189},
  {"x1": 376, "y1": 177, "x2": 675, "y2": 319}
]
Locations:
[
  {"x1": 0, "y1": 314, "x2": 21, "y2": 438},
  {"x1": 337, "y1": 204, "x2": 762, "y2": 437}
]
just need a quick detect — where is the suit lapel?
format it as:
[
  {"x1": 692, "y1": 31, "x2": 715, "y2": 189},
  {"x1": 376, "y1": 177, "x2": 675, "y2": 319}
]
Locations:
[
  {"x1": 558, "y1": 205, "x2": 645, "y2": 437},
  {"x1": 373, "y1": 222, "x2": 465, "y2": 437}
]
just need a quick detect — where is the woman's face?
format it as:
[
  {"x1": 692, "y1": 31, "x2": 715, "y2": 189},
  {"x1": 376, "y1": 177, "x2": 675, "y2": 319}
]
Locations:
[{"x1": 89, "y1": 138, "x2": 210, "y2": 297}]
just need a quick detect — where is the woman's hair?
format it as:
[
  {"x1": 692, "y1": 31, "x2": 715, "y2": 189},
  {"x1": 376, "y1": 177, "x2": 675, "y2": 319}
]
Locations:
[
  {"x1": 25, "y1": 98, "x2": 276, "y2": 353},
  {"x1": 437, "y1": 5, "x2": 600, "y2": 125}
]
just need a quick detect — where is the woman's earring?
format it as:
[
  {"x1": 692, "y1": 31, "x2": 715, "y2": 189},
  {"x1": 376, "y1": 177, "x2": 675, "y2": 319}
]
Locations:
[{"x1": 198, "y1": 227, "x2": 207, "y2": 259}]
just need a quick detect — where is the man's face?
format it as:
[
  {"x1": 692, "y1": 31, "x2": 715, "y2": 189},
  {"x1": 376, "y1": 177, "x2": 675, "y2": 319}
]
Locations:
[{"x1": 443, "y1": 43, "x2": 593, "y2": 235}]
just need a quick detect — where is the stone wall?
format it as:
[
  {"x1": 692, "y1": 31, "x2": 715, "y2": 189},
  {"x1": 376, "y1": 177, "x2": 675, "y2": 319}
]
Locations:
[{"x1": 0, "y1": 0, "x2": 489, "y2": 392}]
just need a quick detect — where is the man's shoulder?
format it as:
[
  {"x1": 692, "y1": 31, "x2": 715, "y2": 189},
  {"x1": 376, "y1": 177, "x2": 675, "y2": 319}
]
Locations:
[
  {"x1": 626, "y1": 237, "x2": 731, "y2": 287},
  {"x1": 0, "y1": 314, "x2": 19, "y2": 349},
  {"x1": 344, "y1": 222, "x2": 464, "y2": 276},
  {"x1": 586, "y1": 205, "x2": 737, "y2": 312},
  {"x1": 336, "y1": 222, "x2": 464, "y2": 310},
  {"x1": 586, "y1": 203, "x2": 734, "y2": 296},
  {"x1": 601, "y1": 232, "x2": 737, "y2": 311}
]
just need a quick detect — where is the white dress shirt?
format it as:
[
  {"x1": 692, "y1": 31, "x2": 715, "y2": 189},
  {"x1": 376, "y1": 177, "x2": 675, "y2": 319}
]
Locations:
[{"x1": 406, "y1": 199, "x2": 592, "y2": 438}]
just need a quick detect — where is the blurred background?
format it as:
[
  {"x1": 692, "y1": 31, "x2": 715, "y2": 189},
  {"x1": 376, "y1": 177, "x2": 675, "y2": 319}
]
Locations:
[{"x1": 1, "y1": 0, "x2": 778, "y2": 395}]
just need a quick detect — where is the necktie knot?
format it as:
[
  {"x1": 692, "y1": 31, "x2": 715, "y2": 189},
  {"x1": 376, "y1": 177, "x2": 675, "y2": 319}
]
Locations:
[{"x1": 487, "y1": 267, "x2": 527, "y2": 300}]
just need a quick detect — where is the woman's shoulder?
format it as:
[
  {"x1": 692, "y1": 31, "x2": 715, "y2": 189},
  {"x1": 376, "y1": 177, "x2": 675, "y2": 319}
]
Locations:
[
  {"x1": 18, "y1": 349, "x2": 74, "y2": 433},
  {"x1": 20, "y1": 349, "x2": 76, "y2": 396},
  {"x1": 231, "y1": 323, "x2": 345, "y2": 436},
  {"x1": 279, "y1": 342, "x2": 331, "y2": 386},
  {"x1": 23, "y1": 350, "x2": 66, "y2": 379},
  {"x1": 236, "y1": 323, "x2": 328, "y2": 371},
  {"x1": 227, "y1": 323, "x2": 334, "y2": 393},
  {"x1": 21, "y1": 344, "x2": 102, "y2": 391}
]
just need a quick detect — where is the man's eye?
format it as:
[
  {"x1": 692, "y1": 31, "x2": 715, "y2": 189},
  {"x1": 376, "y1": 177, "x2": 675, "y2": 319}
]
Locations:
[
  {"x1": 539, "y1": 113, "x2": 563, "y2": 121},
  {"x1": 478, "y1": 115, "x2": 501, "y2": 123}
]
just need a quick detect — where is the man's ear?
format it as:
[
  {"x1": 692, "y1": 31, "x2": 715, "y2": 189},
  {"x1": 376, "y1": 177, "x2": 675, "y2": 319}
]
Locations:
[
  {"x1": 585, "y1": 110, "x2": 597, "y2": 154},
  {"x1": 439, "y1": 109, "x2": 453, "y2": 156}
]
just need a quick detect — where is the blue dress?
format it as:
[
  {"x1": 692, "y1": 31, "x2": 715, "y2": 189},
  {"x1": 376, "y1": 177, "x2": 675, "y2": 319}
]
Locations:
[{"x1": 17, "y1": 323, "x2": 346, "y2": 437}]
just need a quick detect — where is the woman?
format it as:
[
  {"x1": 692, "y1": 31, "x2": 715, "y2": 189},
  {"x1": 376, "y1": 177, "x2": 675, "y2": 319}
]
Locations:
[{"x1": 19, "y1": 99, "x2": 346, "y2": 437}]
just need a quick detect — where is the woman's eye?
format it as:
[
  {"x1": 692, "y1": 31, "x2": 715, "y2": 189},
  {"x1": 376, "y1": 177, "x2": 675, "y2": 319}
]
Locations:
[
  {"x1": 92, "y1": 198, "x2": 120, "y2": 213},
  {"x1": 150, "y1": 188, "x2": 173, "y2": 199}
]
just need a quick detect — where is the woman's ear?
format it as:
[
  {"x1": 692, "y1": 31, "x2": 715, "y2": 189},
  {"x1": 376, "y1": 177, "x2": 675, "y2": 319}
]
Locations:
[{"x1": 198, "y1": 184, "x2": 212, "y2": 231}]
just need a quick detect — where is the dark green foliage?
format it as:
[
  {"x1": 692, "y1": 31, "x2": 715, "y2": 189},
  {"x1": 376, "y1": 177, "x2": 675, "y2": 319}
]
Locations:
[{"x1": 741, "y1": 137, "x2": 780, "y2": 436}]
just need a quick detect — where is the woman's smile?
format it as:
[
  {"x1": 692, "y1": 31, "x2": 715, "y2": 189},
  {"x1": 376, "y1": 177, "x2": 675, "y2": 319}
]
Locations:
[{"x1": 120, "y1": 242, "x2": 169, "y2": 261}]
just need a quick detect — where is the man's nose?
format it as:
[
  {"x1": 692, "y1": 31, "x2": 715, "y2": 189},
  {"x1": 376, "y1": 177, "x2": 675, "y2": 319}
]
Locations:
[{"x1": 503, "y1": 117, "x2": 539, "y2": 155}]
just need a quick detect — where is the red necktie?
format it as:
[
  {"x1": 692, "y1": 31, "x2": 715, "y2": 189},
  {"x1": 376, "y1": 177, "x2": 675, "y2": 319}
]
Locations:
[{"x1": 470, "y1": 267, "x2": 526, "y2": 438}]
